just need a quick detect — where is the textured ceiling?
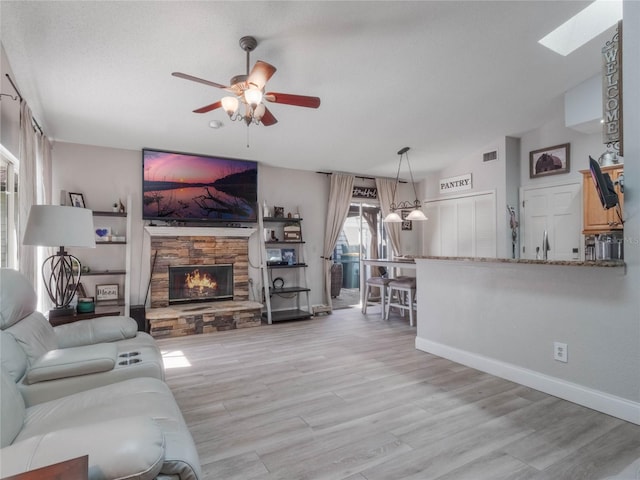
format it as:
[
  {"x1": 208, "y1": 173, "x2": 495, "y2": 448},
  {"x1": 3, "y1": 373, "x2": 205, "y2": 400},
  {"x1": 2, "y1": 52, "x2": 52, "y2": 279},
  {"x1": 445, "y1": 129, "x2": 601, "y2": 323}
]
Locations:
[{"x1": 0, "y1": 1, "x2": 611, "y2": 179}]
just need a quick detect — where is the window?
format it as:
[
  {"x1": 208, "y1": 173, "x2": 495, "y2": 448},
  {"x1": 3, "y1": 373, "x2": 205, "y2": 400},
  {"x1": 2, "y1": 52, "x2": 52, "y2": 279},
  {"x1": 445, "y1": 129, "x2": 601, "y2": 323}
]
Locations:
[{"x1": 0, "y1": 146, "x2": 19, "y2": 269}]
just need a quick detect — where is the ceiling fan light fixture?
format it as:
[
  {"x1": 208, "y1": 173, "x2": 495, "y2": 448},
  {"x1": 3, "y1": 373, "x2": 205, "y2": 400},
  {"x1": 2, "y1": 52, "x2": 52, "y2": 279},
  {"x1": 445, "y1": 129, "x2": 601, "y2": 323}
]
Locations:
[
  {"x1": 253, "y1": 103, "x2": 266, "y2": 121},
  {"x1": 244, "y1": 87, "x2": 263, "y2": 109},
  {"x1": 221, "y1": 96, "x2": 239, "y2": 116}
]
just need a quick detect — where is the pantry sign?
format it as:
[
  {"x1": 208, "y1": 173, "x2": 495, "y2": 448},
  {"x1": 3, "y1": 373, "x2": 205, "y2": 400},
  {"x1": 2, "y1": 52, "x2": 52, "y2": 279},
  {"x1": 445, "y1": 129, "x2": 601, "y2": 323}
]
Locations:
[{"x1": 439, "y1": 173, "x2": 472, "y2": 194}]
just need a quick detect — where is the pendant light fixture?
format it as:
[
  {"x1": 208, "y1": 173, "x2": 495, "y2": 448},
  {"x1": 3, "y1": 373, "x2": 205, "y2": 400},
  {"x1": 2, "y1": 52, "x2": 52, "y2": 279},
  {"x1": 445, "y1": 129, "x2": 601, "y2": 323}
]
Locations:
[{"x1": 383, "y1": 147, "x2": 428, "y2": 223}]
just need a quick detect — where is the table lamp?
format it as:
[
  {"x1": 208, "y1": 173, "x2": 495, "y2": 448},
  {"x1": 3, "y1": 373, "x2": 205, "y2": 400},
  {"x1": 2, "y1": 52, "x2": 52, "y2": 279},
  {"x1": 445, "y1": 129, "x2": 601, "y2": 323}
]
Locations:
[{"x1": 23, "y1": 205, "x2": 96, "y2": 317}]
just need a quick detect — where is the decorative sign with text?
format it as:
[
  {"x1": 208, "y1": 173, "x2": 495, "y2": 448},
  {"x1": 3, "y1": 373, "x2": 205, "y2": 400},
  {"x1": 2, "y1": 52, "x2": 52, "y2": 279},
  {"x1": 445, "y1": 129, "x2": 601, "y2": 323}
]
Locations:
[
  {"x1": 439, "y1": 173, "x2": 472, "y2": 194},
  {"x1": 352, "y1": 186, "x2": 378, "y2": 199},
  {"x1": 602, "y1": 21, "x2": 623, "y2": 155}
]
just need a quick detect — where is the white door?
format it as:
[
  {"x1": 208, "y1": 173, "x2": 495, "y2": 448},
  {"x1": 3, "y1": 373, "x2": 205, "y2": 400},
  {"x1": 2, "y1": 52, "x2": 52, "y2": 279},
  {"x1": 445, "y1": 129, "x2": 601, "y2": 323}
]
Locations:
[
  {"x1": 423, "y1": 191, "x2": 496, "y2": 257},
  {"x1": 521, "y1": 183, "x2": 581, "y2": 261}
]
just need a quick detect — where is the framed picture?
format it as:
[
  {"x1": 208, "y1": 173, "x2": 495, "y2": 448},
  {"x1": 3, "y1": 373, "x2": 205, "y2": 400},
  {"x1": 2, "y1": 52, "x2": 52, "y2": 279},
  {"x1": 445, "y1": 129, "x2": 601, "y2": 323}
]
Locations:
[
  {"x1": 266, "y1": 248, "x2": 282, "y2": 263},
  {"x1": 273, "y1": 206, "x2": 285, "y2": 218},
  {"x1": 401, "y1": 210, "x2": 412, "y2": 231},
  {"x1": 96, "y1": 284, "x2": 118, "y2": 301},
  {"x1": 281, "y1": 248, "x2": 296, "y2": 265},
  {"x1": 95, "y1": 226, "x2": 111, "y2": 242},
  {"x1": 69, "y1": 192, "x2": 86, "y2": 208},
  {"x1": 529, "y1": 143, "x2": 570, "y2": 178}
]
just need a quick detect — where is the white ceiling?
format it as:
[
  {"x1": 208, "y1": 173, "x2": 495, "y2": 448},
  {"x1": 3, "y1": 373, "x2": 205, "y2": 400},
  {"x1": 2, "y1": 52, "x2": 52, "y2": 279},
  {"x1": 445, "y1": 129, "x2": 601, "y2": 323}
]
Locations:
[{"x1": 0, "y1": 1, "x2": 611, "y2": 179}]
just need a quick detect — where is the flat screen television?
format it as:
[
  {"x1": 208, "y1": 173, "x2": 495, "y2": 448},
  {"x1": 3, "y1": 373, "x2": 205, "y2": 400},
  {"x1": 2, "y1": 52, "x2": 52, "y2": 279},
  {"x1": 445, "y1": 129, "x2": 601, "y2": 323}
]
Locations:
[
  {"x1": 589, "y1": 156, "x2": 618, "y2": 210},
  {"x1": 142, "y1": 148, "x2": 258, "y2": 223}
]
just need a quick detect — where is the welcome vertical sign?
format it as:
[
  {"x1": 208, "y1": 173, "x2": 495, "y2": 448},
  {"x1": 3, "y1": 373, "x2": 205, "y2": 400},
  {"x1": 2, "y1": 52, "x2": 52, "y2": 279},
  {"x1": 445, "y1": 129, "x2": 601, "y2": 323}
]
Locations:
[{"x1": 602, "y1": 21, "x2": 623, "y2": 155}]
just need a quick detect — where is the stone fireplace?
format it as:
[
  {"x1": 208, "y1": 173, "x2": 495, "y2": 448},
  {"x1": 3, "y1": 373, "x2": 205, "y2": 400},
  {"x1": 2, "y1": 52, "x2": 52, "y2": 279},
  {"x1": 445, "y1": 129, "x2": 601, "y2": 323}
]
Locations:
[
  {"x1": 145, "y1": 227, "x2": 262, "y2": 337},
  {"x1": 149, "y1": 233, "x2": 250, "y2": 308}
]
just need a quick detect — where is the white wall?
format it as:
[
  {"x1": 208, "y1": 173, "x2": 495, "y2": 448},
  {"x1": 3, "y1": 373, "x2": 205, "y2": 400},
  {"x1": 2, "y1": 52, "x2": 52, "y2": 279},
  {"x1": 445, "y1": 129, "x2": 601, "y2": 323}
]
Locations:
[
  {"x1": 51, "y1": 142, "x2": 333, "y2": 307},
  {"x1": 419, "y1": 137, "x2": 514, "y2": 257}
]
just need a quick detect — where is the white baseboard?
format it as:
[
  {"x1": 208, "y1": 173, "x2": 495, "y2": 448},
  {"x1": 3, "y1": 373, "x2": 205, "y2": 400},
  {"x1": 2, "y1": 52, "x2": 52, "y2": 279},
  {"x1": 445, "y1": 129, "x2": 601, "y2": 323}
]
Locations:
[{"x1": 415, "y1": 336, "x2": 640, "y2": 425}]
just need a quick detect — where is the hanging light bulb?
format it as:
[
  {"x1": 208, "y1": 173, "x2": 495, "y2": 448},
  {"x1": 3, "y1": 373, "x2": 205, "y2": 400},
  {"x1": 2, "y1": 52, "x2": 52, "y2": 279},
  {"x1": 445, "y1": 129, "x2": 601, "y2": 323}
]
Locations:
[
  {"x1": 383, "y1": 147, "x2": 428, "y2": 222},
  {"x1": 244, "y1": 87, "x2": 263, "y2": 109},
  {"x1": 406, "y1": 208, "x2": 427, "y2": 221},
  {"x1": 221, "y1": 96, "x2": 239, "y2": 116},
  {"x1": 384, "y1": 211, "x2": 403, "y2": 222},
  {"x1": 253, "y1": 103, "x2": 266, "y2": 122}
]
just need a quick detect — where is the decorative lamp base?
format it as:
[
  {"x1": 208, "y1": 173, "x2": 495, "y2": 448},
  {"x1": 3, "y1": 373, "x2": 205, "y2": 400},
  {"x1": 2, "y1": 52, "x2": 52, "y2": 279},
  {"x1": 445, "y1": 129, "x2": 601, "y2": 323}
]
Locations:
[{"x1": 48, "y1": 307, "x2": 75, "y2": 318}]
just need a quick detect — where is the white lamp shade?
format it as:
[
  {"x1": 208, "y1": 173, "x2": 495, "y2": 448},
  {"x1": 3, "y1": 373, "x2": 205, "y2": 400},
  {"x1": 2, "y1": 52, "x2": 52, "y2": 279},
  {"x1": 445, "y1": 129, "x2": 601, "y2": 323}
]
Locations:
[
  {"x1": 221, "y1": 96, "x2": 239, "y2": 115},
  {"x1": 406, "y1": 209, "x2": 428, "y2": 221},
  {"x1": 383, "y1": 211, "x2": 403, "y2": 223},
  {"x1": 253, "y1": 103, "x2": 266, "y2": 121},
  {"x1": 23, "y1": 205, "x2": 96, "y2": 248},
  {"x1": 244, "y1": 87, "x2": 263, "y2": 108}
]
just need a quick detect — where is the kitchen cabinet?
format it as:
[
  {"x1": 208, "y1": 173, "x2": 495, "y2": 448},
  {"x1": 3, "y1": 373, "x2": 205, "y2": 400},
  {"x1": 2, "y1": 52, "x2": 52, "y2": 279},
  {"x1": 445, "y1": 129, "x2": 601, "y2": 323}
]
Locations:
[{"x1": 581, "y1": 165, "x2": 624, "y2": 234}]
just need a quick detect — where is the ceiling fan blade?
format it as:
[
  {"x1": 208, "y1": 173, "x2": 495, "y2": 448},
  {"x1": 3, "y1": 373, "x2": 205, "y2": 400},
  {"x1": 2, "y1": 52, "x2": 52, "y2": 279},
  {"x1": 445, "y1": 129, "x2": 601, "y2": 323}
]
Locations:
[
  {"x1": 247, "y1": 61, "x2": 277, "y2": 90},
  {"x1": 172, "y1": 72, "x2": 228, "y2": 89},
  {"x1": 260, "y1": 107, "x2": 278, "y2": 126},
  {"x1": 193, "y1": 100, "x2": 222, "y2": 114},
  {"x1": 265, "y1": 92, "x2": 321, "y2": 109}
]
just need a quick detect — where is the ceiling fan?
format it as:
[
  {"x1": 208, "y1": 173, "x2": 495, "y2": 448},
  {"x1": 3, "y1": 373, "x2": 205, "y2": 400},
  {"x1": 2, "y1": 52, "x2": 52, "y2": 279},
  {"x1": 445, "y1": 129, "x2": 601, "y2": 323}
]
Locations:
[{"x1": 172, "y1": 36, "x2": 321, "y2": 127}]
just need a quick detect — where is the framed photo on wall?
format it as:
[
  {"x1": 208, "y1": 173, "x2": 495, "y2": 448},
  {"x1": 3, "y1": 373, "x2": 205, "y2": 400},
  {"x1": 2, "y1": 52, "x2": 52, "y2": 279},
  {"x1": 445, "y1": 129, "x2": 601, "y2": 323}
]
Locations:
[
  {"x1": 69, "y1": 192, "x2": 86, "y2": 208},
  {"x1": 529, "y1": 143, "x2": 570, "y2": 178},
  {"x1": 401, "y1": 210, "x2": 412, "y2": 231}
]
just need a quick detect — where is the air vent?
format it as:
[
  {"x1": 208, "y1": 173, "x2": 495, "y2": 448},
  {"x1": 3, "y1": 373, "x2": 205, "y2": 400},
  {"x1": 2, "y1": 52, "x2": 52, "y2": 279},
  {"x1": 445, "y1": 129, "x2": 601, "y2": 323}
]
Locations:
[{"x1": 483, "y1": 150, "x2": 498, "y2": 162}]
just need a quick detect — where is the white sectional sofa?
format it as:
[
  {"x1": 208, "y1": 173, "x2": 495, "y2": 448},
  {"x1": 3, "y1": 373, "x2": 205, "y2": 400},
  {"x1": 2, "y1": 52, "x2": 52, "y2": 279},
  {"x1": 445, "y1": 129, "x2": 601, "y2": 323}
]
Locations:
[{"x1": 0, "y1": 268, "x2": 201, "y2": 480}]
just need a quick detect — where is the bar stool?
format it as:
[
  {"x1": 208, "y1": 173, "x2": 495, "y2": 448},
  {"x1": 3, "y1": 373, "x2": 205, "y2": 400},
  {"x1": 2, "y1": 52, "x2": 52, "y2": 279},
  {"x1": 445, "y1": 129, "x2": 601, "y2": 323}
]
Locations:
[
  {"x1": 385, "y1": 277, "x2": 417, "y2": 326},
  {"x1": 362, "y1": 276, "x2": 392, "y2": 318}
]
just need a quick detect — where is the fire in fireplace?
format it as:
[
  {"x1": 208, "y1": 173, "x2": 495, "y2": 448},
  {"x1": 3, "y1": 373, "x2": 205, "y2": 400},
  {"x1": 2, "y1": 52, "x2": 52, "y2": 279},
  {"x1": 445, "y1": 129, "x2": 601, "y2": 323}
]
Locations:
[{"x1": 168, "y1": 264, "x2": 233, "y2": 304}]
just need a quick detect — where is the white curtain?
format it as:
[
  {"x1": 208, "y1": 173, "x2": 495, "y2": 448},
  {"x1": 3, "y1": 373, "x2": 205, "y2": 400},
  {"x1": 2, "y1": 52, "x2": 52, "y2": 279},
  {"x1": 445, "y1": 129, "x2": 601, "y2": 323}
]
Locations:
[
  {"x1": 375, "y1": 177, "x2": 401, "y2": 256},
  {"x1": 322, "y1": 173, "x2": 355, "y2": 309},
  {"x1": 17, "y1": 100, "x2": 52, "y2": 303}
]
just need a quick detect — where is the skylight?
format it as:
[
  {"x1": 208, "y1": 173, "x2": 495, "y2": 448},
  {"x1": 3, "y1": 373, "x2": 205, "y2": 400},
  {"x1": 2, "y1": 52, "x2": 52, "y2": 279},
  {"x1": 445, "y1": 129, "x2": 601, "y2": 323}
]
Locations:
[{"x1": 538, "y1": 0, "x2": 622, "y2": 56}]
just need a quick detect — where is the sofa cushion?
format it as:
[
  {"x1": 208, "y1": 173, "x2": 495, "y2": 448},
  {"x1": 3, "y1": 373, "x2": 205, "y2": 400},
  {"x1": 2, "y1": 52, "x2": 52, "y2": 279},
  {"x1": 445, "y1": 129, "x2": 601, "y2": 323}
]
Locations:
[
  {"x1": 5, "y1": 312, "x2": 58, "y2": 364},
  {"x1": 16, "y1": 377, "x2": 201, "y2": 480},
  {"x1": 0, "y1": 367, "x2": 25, "y2": 448},
  {"x1": 26, "y1": 343, "x2": 118, "y2": 384},
  {"x1": 0, "y1": 331, "x2": 28, "y2": 382},
  {"x1": 0, "y1": 268, "x2": 38, "y2": 330},
  {"x1": 0, "y1": 416, "x2": 165, "y2": 480},
  {"x1": 55, "y1": 315, "x2": 138, "y2": 348}
]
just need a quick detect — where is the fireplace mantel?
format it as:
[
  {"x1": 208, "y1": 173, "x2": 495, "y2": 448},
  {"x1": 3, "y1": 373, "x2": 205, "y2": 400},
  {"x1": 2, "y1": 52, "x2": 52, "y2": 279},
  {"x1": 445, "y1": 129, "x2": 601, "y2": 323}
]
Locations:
[{"x1": 144, "y1": 226, "x2": 256, "y2": 238}]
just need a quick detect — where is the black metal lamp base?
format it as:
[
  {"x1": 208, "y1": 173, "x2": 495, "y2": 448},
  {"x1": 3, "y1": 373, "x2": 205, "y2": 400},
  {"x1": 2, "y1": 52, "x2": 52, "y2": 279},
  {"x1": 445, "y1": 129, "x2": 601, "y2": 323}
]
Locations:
[{"x1": 48, "y1": 307, "x2": 75, "y2": 318}]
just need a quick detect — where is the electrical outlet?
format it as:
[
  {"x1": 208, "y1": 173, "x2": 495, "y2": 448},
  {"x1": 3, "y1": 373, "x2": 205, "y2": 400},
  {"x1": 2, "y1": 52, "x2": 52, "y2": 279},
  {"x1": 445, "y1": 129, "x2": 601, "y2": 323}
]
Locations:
[{"x1": 554, "y1": 342, "x2": 568, "y2": 363}]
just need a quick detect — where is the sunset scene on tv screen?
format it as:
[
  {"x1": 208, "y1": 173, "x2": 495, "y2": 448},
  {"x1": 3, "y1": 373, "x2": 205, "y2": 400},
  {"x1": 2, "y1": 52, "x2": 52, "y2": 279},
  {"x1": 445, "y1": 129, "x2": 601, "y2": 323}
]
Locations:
[{"x1": 142, "y1": 149, "x2": 257, "y2": 222}]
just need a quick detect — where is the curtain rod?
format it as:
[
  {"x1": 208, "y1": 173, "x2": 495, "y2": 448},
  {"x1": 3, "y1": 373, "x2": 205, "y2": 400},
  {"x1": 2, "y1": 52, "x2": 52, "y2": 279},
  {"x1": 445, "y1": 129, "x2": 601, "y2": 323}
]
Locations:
[
  {"x1": 4, "y1": 74, "x2": 44, "y2": 135},
  {"x1": 316, "y1": 171, "x2": 407, "y2": 183}
]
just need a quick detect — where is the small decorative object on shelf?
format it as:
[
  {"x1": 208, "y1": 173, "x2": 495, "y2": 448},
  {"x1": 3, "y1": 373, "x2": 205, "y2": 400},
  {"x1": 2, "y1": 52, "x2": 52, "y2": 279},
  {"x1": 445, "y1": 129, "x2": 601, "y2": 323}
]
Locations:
[
  {"x1": 96, "y1": 283, "x2": 118, "y2": 301},
  {"x1": 273, "y1": 206, "x2": 284, "y2": 218},
  {"x1": 118, "y1": 199, "x2": 126, "y2": 213},
  {"x1": 77, "y1": 297, "x2": 95, "y2": 313},
  {"x1": 112, "y1": 202, "x2": 119, "y2": 212},
  {"x1": 95, "y1": 227, "x2": 111, "y2": 242},
  {"x1": 284, "y1": 223, "x2": 302, "y2": 241}
]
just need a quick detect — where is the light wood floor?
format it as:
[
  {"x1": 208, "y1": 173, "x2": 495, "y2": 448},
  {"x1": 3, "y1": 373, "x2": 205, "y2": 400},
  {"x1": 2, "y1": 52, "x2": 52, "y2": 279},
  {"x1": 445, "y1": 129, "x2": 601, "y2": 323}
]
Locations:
[{"x1": 157, "y1": 307, "x2": 640, "y2": 480}]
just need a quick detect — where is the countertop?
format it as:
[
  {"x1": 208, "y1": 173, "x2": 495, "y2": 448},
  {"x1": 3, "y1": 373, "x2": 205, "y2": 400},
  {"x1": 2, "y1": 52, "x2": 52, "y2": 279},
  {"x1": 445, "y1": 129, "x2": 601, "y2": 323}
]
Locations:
[{"x1": 413, "y1": 255, "x2": 625, "y2": 268}]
